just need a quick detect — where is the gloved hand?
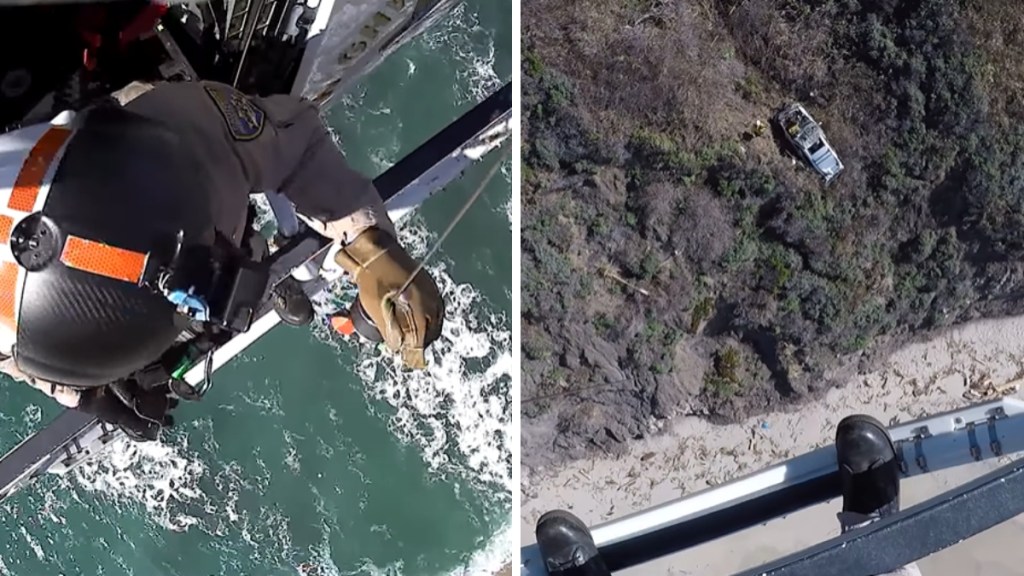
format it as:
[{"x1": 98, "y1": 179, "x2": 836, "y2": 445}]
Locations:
[
  {"x1": 77, "y1": 382, "x2": 178, "y2": 442},
  {"x1": 333, "y1": 227, "x2": 444, "y2": 369}
]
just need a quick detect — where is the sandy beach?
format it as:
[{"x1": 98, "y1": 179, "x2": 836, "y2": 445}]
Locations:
[{"x1": 521, "y1": 315, "x2": 1024, "y2": 575}]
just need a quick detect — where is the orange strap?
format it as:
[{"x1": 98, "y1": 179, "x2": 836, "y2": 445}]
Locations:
[{"x1": 60, "y1": 235, "x2": 147, "y2": 284}]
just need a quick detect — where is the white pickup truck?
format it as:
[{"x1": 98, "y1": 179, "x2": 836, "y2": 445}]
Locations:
[{"x1": 775, "y1": 103, "x2": 844, "y2": 184}]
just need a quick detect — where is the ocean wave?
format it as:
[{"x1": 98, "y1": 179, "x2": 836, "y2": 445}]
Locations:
[
  {"x1": 442, "y1": 520, "x2": 512, "y2": 576},
  {"x1": 426, "y1": 3, "x2": 503, "y2": 104}
]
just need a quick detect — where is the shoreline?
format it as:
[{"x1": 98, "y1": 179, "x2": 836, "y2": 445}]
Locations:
[{"x1": 521, "y1": 314, "x2": 1024, "y2": 574}]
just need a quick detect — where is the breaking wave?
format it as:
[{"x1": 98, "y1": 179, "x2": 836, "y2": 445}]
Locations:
[{"x1": 425, "y1": 2, "x2": 503, "y2": 105}]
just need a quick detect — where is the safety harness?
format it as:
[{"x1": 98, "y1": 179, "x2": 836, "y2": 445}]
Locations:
[{"x1": 124, "y1": 203, "x2": 276, "y2": 400}]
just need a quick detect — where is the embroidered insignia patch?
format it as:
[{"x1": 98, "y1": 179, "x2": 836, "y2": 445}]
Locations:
[{"x1": 203, "y1": 84, "x2": 265, "y2": 141}]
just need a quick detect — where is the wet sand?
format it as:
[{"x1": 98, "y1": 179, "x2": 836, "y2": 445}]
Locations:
[{"x1": 521, "y1": 315, "x2": 1024, "y2": 574}]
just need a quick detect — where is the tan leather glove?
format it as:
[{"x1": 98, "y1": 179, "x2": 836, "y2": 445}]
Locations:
[{"x1": 334, "y1": 227, "x2": 443, "y2": 369}]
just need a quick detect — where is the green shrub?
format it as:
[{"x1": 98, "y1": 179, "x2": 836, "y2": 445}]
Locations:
[
  {"x1": 690, "y1": 296, "x2": 715, "y2": 333},
  {"x1": 705, "y1": 346, "x2": 743, "y2": 397}
]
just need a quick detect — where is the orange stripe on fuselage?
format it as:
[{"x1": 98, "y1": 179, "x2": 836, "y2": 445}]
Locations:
[
  {"x1": 60, "y1": 236, "x2": 147, "y2": 284},
  {"x1": 9, "y1": 127, "x2": 71, "y2": 213}
]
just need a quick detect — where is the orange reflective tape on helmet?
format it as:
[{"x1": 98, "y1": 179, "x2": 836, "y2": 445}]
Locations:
[
  {"x1": 0, "y1": 261, "x2": 19, "y2": 332},
  {"x1": 0, "y1": 215, "x2": 13, "y2": 244},
  {"x1": 0, "y1": 119, "x2": 75, "y2": 355},
  {"x1": 8, "y1": 127, "x2": 71, "y2": 213},
  {"x1": 60, "y1": 235, "x2": 147, "y2": 284}
]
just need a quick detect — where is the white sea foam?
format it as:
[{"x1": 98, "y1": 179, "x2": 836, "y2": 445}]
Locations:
[
  {"x1": 426, "y1": 3, "x2": 503, "y2": 104},
  {"x1": 70, "y1": 434, "x2": 206, "y2": 532}
]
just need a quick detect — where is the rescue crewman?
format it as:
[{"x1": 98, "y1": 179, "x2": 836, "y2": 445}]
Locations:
[{"x1": 0, "y1": 80, "x2": 444, "y2": 439}]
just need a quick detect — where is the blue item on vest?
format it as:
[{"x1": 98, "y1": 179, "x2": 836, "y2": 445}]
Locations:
[{"x1": 166, "y1": 288, "x2": 210, "y2": 322}]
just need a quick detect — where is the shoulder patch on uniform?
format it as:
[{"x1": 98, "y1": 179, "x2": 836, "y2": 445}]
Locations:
[{"x1": 203, "y1": 84, "x2": 265, "y2": 141}]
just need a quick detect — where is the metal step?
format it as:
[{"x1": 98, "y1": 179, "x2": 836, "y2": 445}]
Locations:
[{"x1": 520, "y1": 398, "x2": 1024, "y2": 575}]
